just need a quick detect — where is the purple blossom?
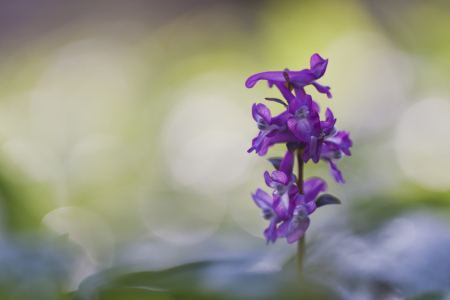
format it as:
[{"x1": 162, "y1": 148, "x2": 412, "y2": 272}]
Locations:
[
  {"x1": 324, "y1": 130, "x2": 353, "y2": 156},
  {"x1": 252, "y1": 189, "x2": 281, "y2": 244},
  {"x1": 319, "y1": 130, "x2": 353, "y2": 185},
  {"x1": 303, "y1": 108, "x2": 337, "y2": 163},
  {"x1": 287, "y1": 94, "x2": 321, "y2": 143},
  {"x1": 320, "y1": 144, "x2": 346, "y2": 185},
  {"x1": 245, "y1": 54, "x2": 332, "y2": 98},
  {"x1": 276, "y1": 178, "x2": 326, "y2": 244},
  {"x1": 264, "y1": 151, "x2": 297, "y2": 219},
  {"x1": 248, "y1": 103, "x2": 289, "y2": 154}
]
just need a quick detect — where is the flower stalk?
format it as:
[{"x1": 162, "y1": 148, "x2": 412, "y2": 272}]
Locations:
[
  {"x1": 296, "y1": 146, "x2": 305, "y2": 276},
  {"x1": 246, "y1": 53, "x2": 352, "y2": 273}
]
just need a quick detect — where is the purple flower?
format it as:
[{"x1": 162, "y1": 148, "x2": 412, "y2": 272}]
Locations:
[
  {"x1": 248, "y1": 103, "x2": 289, "y2": 154},
  {"x1": 303, "y1": 108, "x2": 337, "y2": 163},
  {"x1": 324, "y1": 130, "x2": 353, "y2": 156},
  {"x1": 287, "y1": 94, "x2": 321, "y2": 143},
  {"x1": 320, "y1": 144, "x2": 346, "y2": 185},
  {"x1": 252, "y1": 189, "x2": 281, "y2": 244},
  {"x1": 245, "y1": 54, "x2": 332, "y2": 98},
  {"x1": 319, "y1": 130, "x2": 353, "y2": 185},
  {"x1": 264, "y1": 151, "x2": 297, "y2": 219},
  {"x1": 277, "y1": 178, "x2": 326, "y2": 244}
]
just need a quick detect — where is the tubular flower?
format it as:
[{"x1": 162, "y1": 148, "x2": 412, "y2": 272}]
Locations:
[
  {"x1": 248, "y1": 103, "x2": 289, "y2": 153},
  {"x1": 245, "y1": 54, "x2": 332, "y2": 98},
  {"x1": 303, "y1": 108, "x2": 337, "y2": 163}
]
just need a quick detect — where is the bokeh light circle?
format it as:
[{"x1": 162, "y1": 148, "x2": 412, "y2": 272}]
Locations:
[
  {"x1": 138, "y1": 189, "x2": 226, "y2": 245},
  {"x1": 395, "y1": 98, "x2": 450, "y2": 191}
]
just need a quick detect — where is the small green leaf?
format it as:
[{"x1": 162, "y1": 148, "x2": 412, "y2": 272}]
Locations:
[
  {"x1": 315, "y1": 194, "x2": 341, "y2": 208},
  {"x1": 267, "y1": 157, "x2": 282, "y2": 170}
]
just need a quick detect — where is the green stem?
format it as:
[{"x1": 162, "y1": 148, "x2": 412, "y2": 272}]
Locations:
[{"x1": 296, "y1": 146, "x2": 305, "y2": 277}]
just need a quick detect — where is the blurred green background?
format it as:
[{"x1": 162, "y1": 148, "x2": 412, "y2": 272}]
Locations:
[{"x1": 1, "y1": 0, "x2": 450, "y2": 299}]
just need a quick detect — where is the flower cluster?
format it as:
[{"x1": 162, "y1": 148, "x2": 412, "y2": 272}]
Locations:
[{"x1": 247, "y1": 54, "x2": 353, "y2": 244}]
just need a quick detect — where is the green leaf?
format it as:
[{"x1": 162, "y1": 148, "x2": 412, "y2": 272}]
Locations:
[{"x1": 315, "y1": 194, "x2": 341, "y2": 208}]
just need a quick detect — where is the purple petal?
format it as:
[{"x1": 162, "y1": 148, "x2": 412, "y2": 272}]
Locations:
[
  {"x1": 294, "y1": 194, "x2": 305, "y2": 206},
  {"x1": 287, "y1": 117, "x2": 311, "y2": 143},
  {"x1": 311, "y1": 137, "x2": 323, "y2": 164},
  {"x1": 255, "y1": 103, "x2": 272, "y2": 124},
  {"x1": 325, "y1": 108, "x2": 334, "y2": 122},
  {"x1": 251, "y1": 103, "x2": 258, "y2": 122},
  {"x1": 245, "y1": 70, "x2": 315, "y2": 89},
  {"x1": 271, "y1": 171, "x2": 289, "y2": 185},
  {"x1": 264, "y1": 171, "x2": 275, "y2": 188},
  {"x1": 256, "y1": 131, "x2": 298, "y2": 156},
  {"x1": 266, "y1": 129, "x2": 278, "y2": 138},
  {"x1": 310, "y1": 54, "x2": 328, "y2": 79},
  {"x1": 276, "y1": 220, "x2": 290, "y2": 238},
  {"x1": 286, "y1": 218, "x2": 310, "y2": 244},
  {"x1": 302, "y1": 94, "x2": 313, "y2": 108},
  {"x1": 273, "y1": 82, "x2": 296, "y2": 104},
  {"x1": 271, "y1": 110, "x2": 289, "y2": 127},
  {"x1": 311, "y1": 100, "x2": 320, "y2": 114},
  {"x1": 311, "y1": 82, "x2": 332, "y2": 98},
  {"x1": 325, "y1": 131, "x2": 353, "y2": 156},
  {"x1": 304, "y1": 178, "x2": 327, "y2": 203},
  {"x1": 294, "y1": 87, "x2": 306, "y2": 99},
  {"x1": 279, "y1": 150, "x2": 294, "y2": 177},
  {"x1": 325, "y1": 159, "x2": 345, "y2": 185},
  {"x1": 264, "y1": 218, "x2": 278, "y2": 244},
  {"x1": 252, "y1": 189, "x2": 273, "y2": 209},
  {"x1": 305, "y1": 201, "x2": 317, "y2": 214},
  {"x1": 288, "y1": 97, "x2": 302, "y2": 115},
  {"x1": 273, "y1": 194, "x2": 291, "y2": 220},
  {"x1": 308, "y1": 111, "x2": 321, "y2": 137}
]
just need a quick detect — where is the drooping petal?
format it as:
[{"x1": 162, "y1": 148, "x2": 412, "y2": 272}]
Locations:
[
  {"x1": 310, "y1": 54, "x2": 328, "y2": 79},
  {"x1": 271, "y1": 171, "x2": 289, "y2": 185},
  {"x1": 252, "y1": 189, "x2": 273, "y2": 209},
  {"x1": 325, "y1": 158, "x2": 345, "y2": 185},
  {"x1": 311, "y1": 81, "x2": 332, "y2": 98},
  {"x1": 304, "y1": 178, "x2": 327, "y2": 203},
  {"x1": 264, "y1": 218, "x2": 278, "y2": 244}
]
